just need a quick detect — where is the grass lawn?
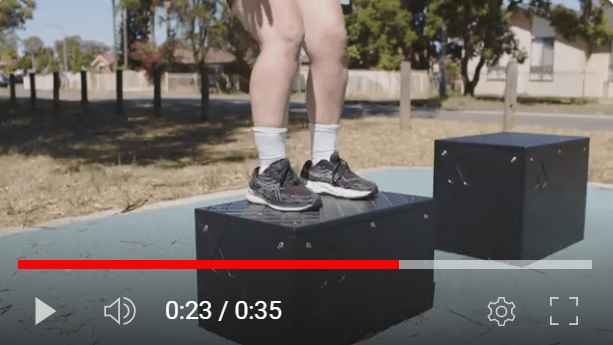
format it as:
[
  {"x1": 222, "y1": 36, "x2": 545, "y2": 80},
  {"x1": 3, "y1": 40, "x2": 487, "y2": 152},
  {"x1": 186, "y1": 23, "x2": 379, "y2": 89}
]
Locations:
[
  {"x1": 1, "y1": 97, "x2": 612, "y2": 228},
  {"x1": 440, "y1": 95, "x2": 613, "y2": 115}
]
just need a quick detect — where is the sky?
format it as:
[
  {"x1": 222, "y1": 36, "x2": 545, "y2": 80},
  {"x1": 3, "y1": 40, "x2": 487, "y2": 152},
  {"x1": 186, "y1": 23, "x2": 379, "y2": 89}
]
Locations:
[{"x1": 12, "y1": 0, "x2": 585, "y2": 54}]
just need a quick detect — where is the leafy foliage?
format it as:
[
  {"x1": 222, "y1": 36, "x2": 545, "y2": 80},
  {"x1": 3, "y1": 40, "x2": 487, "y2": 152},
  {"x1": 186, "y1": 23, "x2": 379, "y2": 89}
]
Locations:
[
  {"x1": 219, "y1": 2, "x2": 259, "y2": 92},
  {"x1": 71, "y1": 45, "x2": 83, "y2": 73},
  {"x1": 401, "y1": 0, "x2": 445, "y2": 69},
  {"x1": 172, "y1": 0, "x2": 226, "y2": 68},
  {"x1": 24, "y1": 36, "x2": 44, "y2": 55},
  {"x1": 129, "y1": 40, "x2": 181, "y2": 82},
  {"x1": 34, "y1": 48, "x2": 54, "y2": 73},
  {"x1": 48, "y1": 58, "x2": 60, "y2": 74},
  {"x1": 437, "y1": 0, "x2": 528, "y2": 96},
  {"x1": 0, "y1": 30, "x2": 19, "y2": 50},
  {"x1": 549, "y1": 0, "x2": 613, "y2": 55},
  {"x1": 345, "y1": 0, "x2": 417, "y2": 70},
  {"x1": 0, "y1": 0, "x2": 36, "y2": 31},
  {"x1": 119, "y1": 0, "x2": 152, "y2": 68},
  {"x1": 0, "y1": 47, "x2": 18, "y2": 60}
]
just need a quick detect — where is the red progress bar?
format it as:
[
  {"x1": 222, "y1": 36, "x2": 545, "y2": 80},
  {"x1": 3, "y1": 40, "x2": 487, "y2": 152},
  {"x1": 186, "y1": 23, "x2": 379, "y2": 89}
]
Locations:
[{"x1": 18, "y1": 260, "x2": 400, "y2": 270}]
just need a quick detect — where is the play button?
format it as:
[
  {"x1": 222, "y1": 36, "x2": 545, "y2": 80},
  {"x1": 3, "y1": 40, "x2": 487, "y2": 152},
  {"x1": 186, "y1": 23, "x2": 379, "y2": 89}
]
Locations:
[{"x1": 35, "y1": 298, "x2": 56, "y2": 325}]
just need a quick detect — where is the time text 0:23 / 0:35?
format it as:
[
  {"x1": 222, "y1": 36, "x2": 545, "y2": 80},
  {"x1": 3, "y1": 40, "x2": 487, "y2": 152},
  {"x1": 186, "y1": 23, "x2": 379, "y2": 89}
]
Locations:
[{"x1": 166, "y1": 301, "x2": 282, "y2": 321}]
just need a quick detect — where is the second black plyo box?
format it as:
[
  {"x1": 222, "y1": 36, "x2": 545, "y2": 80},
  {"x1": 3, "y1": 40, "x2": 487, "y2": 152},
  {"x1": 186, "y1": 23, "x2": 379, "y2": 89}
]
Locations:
[{"x1": 434, "y1": 132, "x2": 589, "y2": 260}]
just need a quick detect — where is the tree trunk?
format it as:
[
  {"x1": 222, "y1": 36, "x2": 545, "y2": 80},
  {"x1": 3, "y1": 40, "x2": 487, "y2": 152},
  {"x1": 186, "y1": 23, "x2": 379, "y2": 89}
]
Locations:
[
  {"x1": 461, "y1": 51, "x2": 471, "y2": 96},
  {"x1": 123, "y1": 6, "x2": 128, "y2": 69},
  {"x1": 151, "y1": 7, "x2": 156, "y2": 47},
  {"x1": 461, "y1": 54, "x2": 485, "y2": 97},
  {"x1": 112, "y1": 0, "x2": 117, "y2": 61}
]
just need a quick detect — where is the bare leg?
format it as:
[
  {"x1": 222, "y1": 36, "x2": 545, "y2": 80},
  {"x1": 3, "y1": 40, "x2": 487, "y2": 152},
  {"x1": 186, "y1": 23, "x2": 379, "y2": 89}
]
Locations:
[
  {"x1": 232, "y1": 0, "x2": 323, "y2": 211},
  {"x1": 231, "y1": 0, "x2": 305, "y2": 128},
  {"x1": 299, "y1": 0, "x2": 348, "y2": 125},
  {"x1": 297, "y1": 1, "x2": 378, "y2": 200}
]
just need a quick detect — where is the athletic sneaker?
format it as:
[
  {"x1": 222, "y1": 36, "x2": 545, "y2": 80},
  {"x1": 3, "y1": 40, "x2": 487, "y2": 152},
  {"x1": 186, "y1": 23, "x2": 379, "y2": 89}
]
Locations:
[
  {"x1": 300, "y1": 152, "x2": 378, "y2": 199},
  {"x1": 246, "y1": 158, "x2": 322, "y2": 212}
]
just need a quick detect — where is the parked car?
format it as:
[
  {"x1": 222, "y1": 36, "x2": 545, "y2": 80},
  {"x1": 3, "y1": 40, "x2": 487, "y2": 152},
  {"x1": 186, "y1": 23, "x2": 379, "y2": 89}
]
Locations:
[{"x1": 0, "y1": 74, "x2": 8, "y2": 88}]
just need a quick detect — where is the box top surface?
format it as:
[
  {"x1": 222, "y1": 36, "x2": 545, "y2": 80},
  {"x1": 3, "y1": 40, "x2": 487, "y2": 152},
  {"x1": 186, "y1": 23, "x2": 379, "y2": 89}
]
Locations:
[
  {"x1": 437, "y1": 132, "x2": 588, "y2": 148},
  {"x1": 202, "y1": 192, "x2": 430, "y2": 228}
]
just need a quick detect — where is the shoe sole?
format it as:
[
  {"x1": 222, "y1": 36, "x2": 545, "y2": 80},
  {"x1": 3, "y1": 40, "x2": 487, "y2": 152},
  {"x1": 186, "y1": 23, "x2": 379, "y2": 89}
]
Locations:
[
  {"x1": 305, "y1": 181, "x2": 377, "y2": 199},
  {"x1": 246, "y1": 189, "x2": 322, "y2": 212}
]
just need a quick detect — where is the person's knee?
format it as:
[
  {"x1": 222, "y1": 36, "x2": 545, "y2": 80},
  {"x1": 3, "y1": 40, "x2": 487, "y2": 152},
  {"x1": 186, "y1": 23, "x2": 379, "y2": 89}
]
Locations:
[
  {"x1": 260, "y1": 26, "x2": 304, "y2": 60},
  {"x1": 306, "y1": 21, "x2": 347, "y2": 63}
]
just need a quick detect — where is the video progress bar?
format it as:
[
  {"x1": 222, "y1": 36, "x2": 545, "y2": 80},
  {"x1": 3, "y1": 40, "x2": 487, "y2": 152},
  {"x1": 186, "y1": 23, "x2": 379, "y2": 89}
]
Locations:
[{"x1": 18, "y1": 260, "x2": 592, "y2": 270}]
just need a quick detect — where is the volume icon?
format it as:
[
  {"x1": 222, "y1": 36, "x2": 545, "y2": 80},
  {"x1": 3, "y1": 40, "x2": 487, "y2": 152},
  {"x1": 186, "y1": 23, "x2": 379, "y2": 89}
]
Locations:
[{"x1": 104, "y1": 297, "x2": 136, "y2": 325}]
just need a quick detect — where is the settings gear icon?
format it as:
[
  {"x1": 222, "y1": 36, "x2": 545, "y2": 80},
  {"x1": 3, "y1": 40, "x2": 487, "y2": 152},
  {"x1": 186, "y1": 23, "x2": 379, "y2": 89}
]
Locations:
[{"x1": 487, "y1": 297, "x2": 516, "y2": 326}]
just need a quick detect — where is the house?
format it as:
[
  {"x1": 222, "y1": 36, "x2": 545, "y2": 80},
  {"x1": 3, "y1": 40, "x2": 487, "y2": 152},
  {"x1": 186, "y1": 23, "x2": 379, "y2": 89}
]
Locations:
[
  {"x1": 0, "y1": 59, "x2": 17, "y2": 70},
  {"x1": 468, "y1": 6, "x2": 613, "y2": 99},
  {"x1": 90, "y1": 54, "x2": 117, "y2": 73},
  {"x1": 170, "y1": 48, "x2": 236, "y2": 74}
]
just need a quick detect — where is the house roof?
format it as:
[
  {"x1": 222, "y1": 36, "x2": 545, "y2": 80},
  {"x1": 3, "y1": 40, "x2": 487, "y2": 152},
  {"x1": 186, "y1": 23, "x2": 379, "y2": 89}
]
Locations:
[
  {"x1": 0, "y1": 59, "x2": 18, "y2": 66},
  {"x1": 100, "y1": 54, "x2": 118, "y2": 65},
  {"x1": 91, "y1": 54, "x2": 117, "y2": 67}
]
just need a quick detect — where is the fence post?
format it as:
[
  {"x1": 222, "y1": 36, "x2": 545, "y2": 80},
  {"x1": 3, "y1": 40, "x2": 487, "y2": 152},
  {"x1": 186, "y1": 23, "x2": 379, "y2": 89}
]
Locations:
[
  {"x1": 503, "y1": 60, "x2": 518, "y2": 131},
  {"x1": 9, "y1": 74, "x2": 17, "y2": 107},
  {"x1": 116, "y1": 69, "x2": 123, "y2": 114},
  {"x1": 154, "y1": 68, "x2": 162, "y2": 117},
  {"x1": 400, "y1": 62, "x2": 412, "y2": 130},
  {"x1": 201, "y1": 65, "x2": 209, "y2": 121},
  {"x1": 30, "y1": 73, "x2": 36, "y2": 110},
  {"x1": 81, "y1": 70, "x2": 88, "y2": 115},
  {"x1": 164, "y1": 71, "x2": 169, "y2": 93},
  {"x1": 53, "y1": 72, "x2": 60, "y2": 113}
]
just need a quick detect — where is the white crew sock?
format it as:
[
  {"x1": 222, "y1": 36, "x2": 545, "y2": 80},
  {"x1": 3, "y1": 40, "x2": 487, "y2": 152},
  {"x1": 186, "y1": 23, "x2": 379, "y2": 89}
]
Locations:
[
  {"x1": 310, "y1": 123, "x2": 340, "y2": 165},
  {"x1": 253, "y1": 127, "x2": 288, "y2": 174}
]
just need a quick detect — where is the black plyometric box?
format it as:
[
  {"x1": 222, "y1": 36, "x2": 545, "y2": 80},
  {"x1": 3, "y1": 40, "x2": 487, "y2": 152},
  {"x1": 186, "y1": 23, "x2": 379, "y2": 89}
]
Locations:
[
  {"x1": 434, "y1": 132, "x2": 589, "y2": 260},
  {"x1": 195, "y1": 192, "x2": 435, "y2": 345}
]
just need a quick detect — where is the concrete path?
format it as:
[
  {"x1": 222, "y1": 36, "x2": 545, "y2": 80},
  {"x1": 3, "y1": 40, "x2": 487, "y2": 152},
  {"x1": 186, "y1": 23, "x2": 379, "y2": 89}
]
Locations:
[{"x1": 0, "y1": 168, "x2": 612, "y2": 345}]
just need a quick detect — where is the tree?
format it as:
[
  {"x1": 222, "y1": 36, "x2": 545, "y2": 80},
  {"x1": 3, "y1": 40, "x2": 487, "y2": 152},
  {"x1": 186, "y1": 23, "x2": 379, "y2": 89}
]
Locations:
[
  {"x1": 220, "y1": 2, "x2": 259, "y2": 92},
  {"x1": 55, "y1": 35, "x2": 81, "y2": 70},
  {"x1": 548, "y1": 0, "x2": 613, "y2": 96},
  {"x1": 401, "y1": 0, "x2": 444, "y2": 69},
  {"x1": 24, "y1": 36, "x2": 44, "y2": 55},
  {"x1": 81, "y1": 40, "x2": 110, "y2": 56},
  {"x1": 0, "y1": 47, "x2": 18, "y2": 60},
  {"x1": 71, "y1": 45, "x2": 83, "y2": 73},
  {"x1": 172, "y1": 0, "x2": 226, "y2": 70},
  {"x1": 345, "y1": 0, "x2": 417, "y2": 70},
  {"x1": 0, "y1": 30, "x2": 19, "y2": 50},
  {"x1": 438, "y1": 0, "x2": 527, "y2": 96},
  {"x1": 146, "y1": 0, "x2": 163, "y2": 47},
  {"x1": 129, "y1": 40, "x2": 180, "y2": 82},
  {"x1": 0, "y1": 0, "x2": 36, "y2": 31},
  {"x1": 48, "y1": 58, "x2": 60, "y2": 74},
  {"x1": 112, "y1": 0, "x2": 118, "y2": 59},
  {"x1": 131, "y1": 0, "x2": 164, "y2": 46},
  {"x1": 549, "y1": 0, "x2": 613, "y2": 53},
  {"x1": 119, "y1": 0, "x2": 152, "y2": 69},
  {"x1": 35, "y1": 47, "x2": 54, "y2": 73},
  {"x1": 10, "y1": 55, "x2": 32, "y2": 72}
]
